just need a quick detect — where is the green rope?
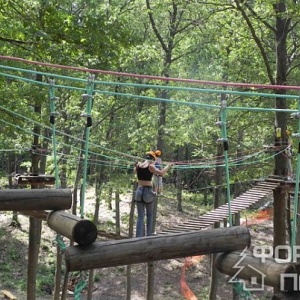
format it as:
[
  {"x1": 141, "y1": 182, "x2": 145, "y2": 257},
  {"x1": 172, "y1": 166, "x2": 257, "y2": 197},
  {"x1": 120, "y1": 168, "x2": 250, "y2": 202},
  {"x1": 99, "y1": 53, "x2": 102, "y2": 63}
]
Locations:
[
  {"x1": 74, "y1": 280, "x2": 87, "y2": 300},
  {"x1": 49, "y1": 79, "x2": 60, "y2": 188},
  {"x1": 0, "y1": 64, "x2": 299, "y2": 100},
  {"x1": 219, "y1": 97, "x2": 232, "y2": 226},
  {"x1": 80, "y1": 74, "x2": 94, "y2": 218},
  {"x1": 1, "y1": 67, "x2": 300, "y2": 113},
  {"x1": 291, "y1": 96, "x2": 300, "y2": 256},
  {"x1": 220, "y1": 96, "x2": 251, "y2": 298},
  {"x1": 55, "y1": 235, "x2": 66, "y2": 251},
  {"x1": 232, "y1": 279, "x2": 252, "y2": 299}
]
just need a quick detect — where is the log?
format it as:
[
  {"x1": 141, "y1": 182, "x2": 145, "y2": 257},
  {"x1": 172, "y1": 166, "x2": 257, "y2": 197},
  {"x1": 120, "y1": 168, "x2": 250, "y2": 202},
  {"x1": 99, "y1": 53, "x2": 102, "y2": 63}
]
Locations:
[
  {"x1": 21, "y1": 210, "x2": 50, "y2": 220},
  {"x1": 272, "y1": 292, "x2": 300, "y2": 300},
  {"x1": 65, "y1": 225, "x2": 250, "y2": 272},
  {"x1": 47, "y1": 211, "x2": 98, "y2": 246},
  {"x1": 215, "y1": 251, "x2": 300, "y2": 291},
  {"x1": 0, "y1": 189, "x2": 72, "y2": 211}
]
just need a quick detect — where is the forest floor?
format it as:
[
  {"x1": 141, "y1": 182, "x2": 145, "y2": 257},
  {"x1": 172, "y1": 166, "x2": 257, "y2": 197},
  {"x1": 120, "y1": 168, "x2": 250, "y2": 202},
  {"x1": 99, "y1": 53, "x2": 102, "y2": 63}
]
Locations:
[{"x1": 0, "y1": 187, "x2": 276, "y2": 300}]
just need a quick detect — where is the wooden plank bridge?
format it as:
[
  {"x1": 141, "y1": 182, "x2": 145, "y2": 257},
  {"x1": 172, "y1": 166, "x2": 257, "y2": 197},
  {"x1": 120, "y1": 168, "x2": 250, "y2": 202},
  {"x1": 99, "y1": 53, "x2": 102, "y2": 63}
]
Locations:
[{"x1": 158, "y1": 178, "x2": 282, "y2": 234}]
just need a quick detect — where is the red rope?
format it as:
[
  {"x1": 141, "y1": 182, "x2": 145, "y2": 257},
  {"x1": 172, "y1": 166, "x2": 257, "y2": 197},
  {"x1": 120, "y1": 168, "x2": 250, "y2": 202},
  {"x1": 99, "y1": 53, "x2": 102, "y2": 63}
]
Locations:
[{"x1": 1, "y1": 55, "x2": 300, "y2": 90}]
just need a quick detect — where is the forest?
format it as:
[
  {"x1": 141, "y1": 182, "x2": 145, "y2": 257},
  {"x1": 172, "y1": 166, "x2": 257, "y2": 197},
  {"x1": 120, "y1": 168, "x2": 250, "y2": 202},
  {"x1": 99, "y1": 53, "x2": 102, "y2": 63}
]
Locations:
[{"x1": 1, "y1": 0, "x2": 300, "y2": 299}]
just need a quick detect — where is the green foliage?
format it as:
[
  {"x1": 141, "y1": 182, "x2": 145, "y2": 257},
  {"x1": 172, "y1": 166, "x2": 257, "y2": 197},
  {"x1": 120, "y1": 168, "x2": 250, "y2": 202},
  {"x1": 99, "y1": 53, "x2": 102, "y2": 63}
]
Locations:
[{"x1": 0, "y1": 0, "x2": 300, "y2": 203}]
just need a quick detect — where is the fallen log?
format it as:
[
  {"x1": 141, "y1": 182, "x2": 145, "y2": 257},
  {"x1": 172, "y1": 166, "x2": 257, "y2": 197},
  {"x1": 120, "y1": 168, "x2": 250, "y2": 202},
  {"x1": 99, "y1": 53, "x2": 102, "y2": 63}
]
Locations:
[
  {"x1": 65, "y1": 225, "x2": 250, "y2": 272},
  {"x1": 0, "y1": 189, "x2": 72, "y2": 211},
  {"x1": 47, "y1": 211, "x2": 98, "y2": 246},
  {"x1": 215, "y1": 251, "x2": 300, "y2": 292}
]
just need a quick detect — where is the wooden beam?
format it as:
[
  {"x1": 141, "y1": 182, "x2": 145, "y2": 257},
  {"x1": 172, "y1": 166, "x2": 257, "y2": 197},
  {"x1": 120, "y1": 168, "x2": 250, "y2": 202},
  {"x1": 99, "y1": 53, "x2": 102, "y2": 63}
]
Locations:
[
  {"x1": 65, "y1": 226, "x2": 250, "y2": 272},
  {"x1": 0, "y1": 189, "x2": 72, "y2": 211},
  {"x1": 272, "y1": 292, "x2": 300, "y2": 299},
  {"x1": 1, "y1": 290, "x2": 17, "y2": 300},
  {"x1": 47, "y1": 211, "x2": 98, "y2": 246}
]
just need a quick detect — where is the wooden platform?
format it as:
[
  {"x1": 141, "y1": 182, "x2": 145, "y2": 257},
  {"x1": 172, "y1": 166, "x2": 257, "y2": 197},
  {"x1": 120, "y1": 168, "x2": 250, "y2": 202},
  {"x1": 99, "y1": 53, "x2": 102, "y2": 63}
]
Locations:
[
  {"x1": 158, "y1": 179, "x2": 280, "y2": 234},
  {"x1": 14, "y1": 174, "x2": 55, "y2": 186}
]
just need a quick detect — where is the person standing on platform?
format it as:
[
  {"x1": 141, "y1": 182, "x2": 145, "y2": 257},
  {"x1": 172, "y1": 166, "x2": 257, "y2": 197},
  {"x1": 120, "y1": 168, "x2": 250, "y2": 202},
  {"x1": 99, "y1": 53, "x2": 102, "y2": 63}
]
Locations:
[{"x1": 134, "y1": 151, "x2": 173, "y2": 237}]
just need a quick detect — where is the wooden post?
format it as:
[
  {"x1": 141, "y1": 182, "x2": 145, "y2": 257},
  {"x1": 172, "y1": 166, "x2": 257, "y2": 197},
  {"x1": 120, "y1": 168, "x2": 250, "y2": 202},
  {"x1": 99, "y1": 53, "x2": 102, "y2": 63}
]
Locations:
[
  {"x1": 47, "y1": 211, "x2": 98, "y2": 246},
  {"x1": 65, "y1": 226, "x2": 250, "y2": 272},
  {"x1": 215, "y1": 251, "x2": 300, "y2": 291},
  {"x1": 27, "y1": 217, "x2": 42, "y2": 300},
  {"x1": 0, "y1": 189, "x2": 72, "y2": 211}
]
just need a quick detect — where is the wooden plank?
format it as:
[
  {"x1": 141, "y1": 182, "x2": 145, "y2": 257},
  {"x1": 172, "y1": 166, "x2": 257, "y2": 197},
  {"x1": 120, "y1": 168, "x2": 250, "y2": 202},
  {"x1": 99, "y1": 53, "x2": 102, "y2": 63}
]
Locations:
[
  {"x1": 177, "y1": 221, "x2": 211, "y2": 227},
  {"x1": 247, "y1": 189, "x2": 273, "y2": 195},
  {"x1": 234, "y1": 195, "x2": 263, "y2": 201},
  {"x1": 245, "y1": 190, "x2": 270, "y2": 196},
  {"x1": 232, "y1": 198, "x2": 261, "y2": 203},
  {"x1": 182, "y1": 221, "x2": 213, "y2": 226},
  {"x1": 233, "y1": 198, "x2": 262, "y2": 203},
  {"x1": 1, "y1": 290, "x2": 17, "y2": 300}
]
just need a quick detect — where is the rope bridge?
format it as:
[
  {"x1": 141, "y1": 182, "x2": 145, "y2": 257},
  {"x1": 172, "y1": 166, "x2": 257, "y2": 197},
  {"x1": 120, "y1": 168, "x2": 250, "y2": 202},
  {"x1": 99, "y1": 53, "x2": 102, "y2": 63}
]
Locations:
[{"x1": 158, "y1": 177, "x2": 282, "y2": 234}]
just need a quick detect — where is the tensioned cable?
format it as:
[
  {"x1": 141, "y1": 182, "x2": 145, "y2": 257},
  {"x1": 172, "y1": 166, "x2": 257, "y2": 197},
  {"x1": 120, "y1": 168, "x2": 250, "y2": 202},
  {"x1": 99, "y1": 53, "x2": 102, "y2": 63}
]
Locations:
[
  {"x1": 0, "y1": 99, "x2": 288, "y2": 173},
  {"x1": 1, "y1": 64, "x2": 300, "y2": 100},
  {"x1": 0, "y1": 115, "x2": 282, "y2": 171},
  {"x1": 0, "y1": 71, "x2": 299, "y2": 114},
  {"x1": 2, "y1": 55, "x2": 300, "y2": 90},
  {"x1": 0, "y1": 104, "x2": 138, "y2": 163},
  {"x1": 0, "y1": 103, "x2": 287, "y2": 170},
  {"x1": 1, "y1": 99, "x2": 291, "y2": 167}
]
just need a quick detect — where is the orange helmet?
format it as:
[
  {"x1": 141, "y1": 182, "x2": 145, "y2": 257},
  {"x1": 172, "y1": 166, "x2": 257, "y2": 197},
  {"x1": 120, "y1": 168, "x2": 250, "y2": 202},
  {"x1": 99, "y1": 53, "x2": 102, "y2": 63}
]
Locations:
[
  {"x1": 155, "y1": 150, "x2": 162, "y2": 157},
  {"x1": 145, "y1": 151, "x2": 156, "y2": 160}
]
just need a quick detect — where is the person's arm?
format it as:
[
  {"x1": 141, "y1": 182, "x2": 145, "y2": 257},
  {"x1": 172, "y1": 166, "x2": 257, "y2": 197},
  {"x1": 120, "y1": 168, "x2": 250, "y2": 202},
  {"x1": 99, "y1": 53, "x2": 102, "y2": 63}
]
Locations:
[{"x1": 150, "y1": 163, "x2": 173, "y2": 176}]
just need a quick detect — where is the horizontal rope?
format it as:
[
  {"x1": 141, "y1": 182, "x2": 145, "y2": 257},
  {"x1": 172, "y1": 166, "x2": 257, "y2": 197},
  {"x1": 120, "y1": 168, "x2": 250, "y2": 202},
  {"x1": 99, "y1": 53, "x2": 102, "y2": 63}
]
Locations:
[{"x1": 1, "y1": 55, "x2": 300, "y2": 90}]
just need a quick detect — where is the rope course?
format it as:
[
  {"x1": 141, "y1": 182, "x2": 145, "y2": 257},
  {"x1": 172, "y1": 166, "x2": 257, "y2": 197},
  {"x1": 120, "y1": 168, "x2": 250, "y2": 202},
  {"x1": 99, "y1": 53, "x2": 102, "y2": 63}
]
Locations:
[
  {"x1": 1, "y1": 56, "x2": 300, "y2": 298},
  {"x1": 0, "y1": 57, "x2": 299, "y2": 186}
]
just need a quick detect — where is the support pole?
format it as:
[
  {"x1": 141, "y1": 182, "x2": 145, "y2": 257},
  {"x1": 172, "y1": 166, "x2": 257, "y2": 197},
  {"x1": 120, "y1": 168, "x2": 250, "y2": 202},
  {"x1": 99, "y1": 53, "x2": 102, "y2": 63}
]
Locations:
[
  {"x1": 65, "y1": 226, "x2": 250, "y2": 272},
  {"x1": 80, "y1": 74, "x2": 94, "y2": 218},
  {"x1": 218, "y1": 95, "x2": 232, "y2": 225},
  {"x1": 291, "y1": 97, "x2": 300, "y2": 255},
  {"x1": 49, "y1": 79, "x2": 60, "y2": 187}
]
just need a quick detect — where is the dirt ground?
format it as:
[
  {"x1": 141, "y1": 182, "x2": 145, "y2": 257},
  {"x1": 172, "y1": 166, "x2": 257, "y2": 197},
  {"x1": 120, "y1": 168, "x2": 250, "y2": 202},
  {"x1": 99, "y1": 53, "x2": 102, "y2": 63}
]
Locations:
[{"x1": 0, "y1": 189, "x2": 276, "y2": 300}]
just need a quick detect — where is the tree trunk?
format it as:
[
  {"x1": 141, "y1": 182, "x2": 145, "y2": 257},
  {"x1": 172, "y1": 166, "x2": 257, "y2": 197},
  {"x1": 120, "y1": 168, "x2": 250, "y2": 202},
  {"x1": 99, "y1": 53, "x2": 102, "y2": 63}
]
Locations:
[
  {"x1": 115, "y1": 190, "x2": 120, "y2": 235},
  {"x1": 273, "y1": 2, "x2": 290, "y2": 294},
  {"x1": 93, "y1": 180, "x2": 102, "y2": 224},
  {"x1": 208, "y1": 140, "x2": 223, "y2": 299},
  {"x1": 27, "y1": 80, "x2": 42, "y2": 300},
  {"x1": 126, "y1": 182, "x2": 137, "y2": 300},
  {"x1": 108, "y1": 186, "x2": 113, "y2": 210}
]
